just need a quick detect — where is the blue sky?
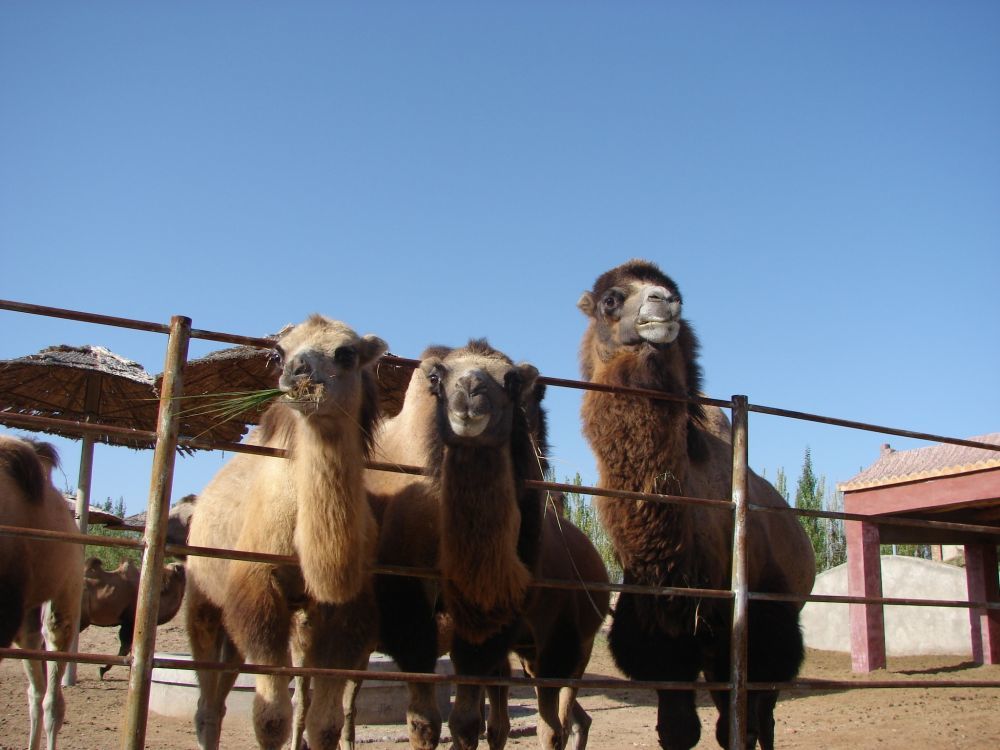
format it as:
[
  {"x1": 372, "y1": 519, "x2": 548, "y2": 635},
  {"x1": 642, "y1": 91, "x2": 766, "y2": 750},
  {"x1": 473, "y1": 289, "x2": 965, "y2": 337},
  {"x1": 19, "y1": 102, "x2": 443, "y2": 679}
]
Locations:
[{"x1": 2, "y1": 2, "x2": 998, "y2": 516}]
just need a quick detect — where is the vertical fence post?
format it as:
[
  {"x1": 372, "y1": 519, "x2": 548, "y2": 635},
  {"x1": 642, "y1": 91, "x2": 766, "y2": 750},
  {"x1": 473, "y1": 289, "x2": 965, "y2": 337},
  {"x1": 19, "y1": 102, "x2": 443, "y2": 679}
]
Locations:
[
  {"x1": 728, "y1": 395, "x2": 750, "y2": 750},
  {"x1": 121, "y1": 315, "x2": 190, "y2": 750}
]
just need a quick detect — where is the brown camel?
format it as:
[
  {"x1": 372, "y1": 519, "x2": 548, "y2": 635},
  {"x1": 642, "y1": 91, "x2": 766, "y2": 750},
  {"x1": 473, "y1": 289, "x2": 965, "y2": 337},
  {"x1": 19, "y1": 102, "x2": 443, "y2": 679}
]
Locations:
[
  {"x1": 0, "y1": 436, "x2": 84, "y2": 750},
  {"x1": 184, "y1": 315, "x2": 386, "y2": 750},
  {"x1": 79, "y1": 556, "x2": 186, "y2": 678},
  {"x1": 577, "y1": 259, "x2": 816, "y2": 750},
  {"x1": 370, "y1": 341, "x2": 610, "y2": 750}
]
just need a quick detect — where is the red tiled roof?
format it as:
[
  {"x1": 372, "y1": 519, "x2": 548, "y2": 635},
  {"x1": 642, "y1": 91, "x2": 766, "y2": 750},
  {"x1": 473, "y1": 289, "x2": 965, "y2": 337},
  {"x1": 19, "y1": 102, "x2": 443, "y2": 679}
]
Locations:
[{"x1": 838, "y1": 433, "x2": 1000, "y2": 492}]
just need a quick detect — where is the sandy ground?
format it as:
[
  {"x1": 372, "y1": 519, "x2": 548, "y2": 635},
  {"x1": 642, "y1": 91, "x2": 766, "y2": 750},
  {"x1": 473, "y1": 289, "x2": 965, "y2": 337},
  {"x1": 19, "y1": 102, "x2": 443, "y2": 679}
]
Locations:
[{"x1": 2, "y1": 616, "x2": 999, "y2": 750}]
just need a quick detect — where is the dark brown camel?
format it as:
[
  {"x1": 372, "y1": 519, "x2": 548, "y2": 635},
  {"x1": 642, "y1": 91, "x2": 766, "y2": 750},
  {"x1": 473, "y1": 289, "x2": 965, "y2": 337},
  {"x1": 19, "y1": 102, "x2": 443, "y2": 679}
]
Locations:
[
  {"x1": 79, "y1": 557, "x2": 186, "y2": 678},
  {"x1": 374, "y1": 340, "x2": 610, "y2": 750},
  {"x1": 577, "y1": 260, "x2": 815, "y2": 750},
  {"x1": 0, "y1": 436, "x2": 83, "y2": 750}
]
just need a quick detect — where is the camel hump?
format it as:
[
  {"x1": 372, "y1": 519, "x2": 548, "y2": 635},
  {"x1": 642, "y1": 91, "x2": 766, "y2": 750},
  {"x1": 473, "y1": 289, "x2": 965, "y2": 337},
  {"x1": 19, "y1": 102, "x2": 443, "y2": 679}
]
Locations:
[{"x1": 0, "y1": 437, "x2": 47, "y2": 504}]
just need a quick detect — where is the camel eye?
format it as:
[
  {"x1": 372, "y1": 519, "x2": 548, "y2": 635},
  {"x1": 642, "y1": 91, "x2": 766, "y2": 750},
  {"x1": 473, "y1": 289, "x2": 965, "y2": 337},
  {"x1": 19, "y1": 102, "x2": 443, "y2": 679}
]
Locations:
[
  {"x1": 602, "y1": 293, "x2": 621, "y2": 312},
  {"x1": 272, "y1": 345, "x2": 286, "y2": 366},
  {"x1": 334, "y1": 346, "x2": 357, "y2": 368}
]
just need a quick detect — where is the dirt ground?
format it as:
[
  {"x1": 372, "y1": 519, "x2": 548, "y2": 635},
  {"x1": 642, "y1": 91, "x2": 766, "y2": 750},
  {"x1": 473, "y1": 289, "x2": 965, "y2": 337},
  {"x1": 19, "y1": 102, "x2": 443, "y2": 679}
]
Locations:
[{"x1": 2, "y1": 617, "x2": 998, "y2": 750}]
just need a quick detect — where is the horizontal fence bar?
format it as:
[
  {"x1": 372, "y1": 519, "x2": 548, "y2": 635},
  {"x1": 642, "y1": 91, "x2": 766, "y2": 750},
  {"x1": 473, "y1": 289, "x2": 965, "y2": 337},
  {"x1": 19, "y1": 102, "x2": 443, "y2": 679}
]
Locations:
[
  {"x1": 5, "y1": 647, "x2": 996, "y2": 695},
  {"x1": 749, "y1": 402, "x2": 1000, "y2": 453},
  {"x1": 0, "y1": 647, "x2": 130, "y2": 668},
  {"x1": 751, "y1": 502, "x2": 1000, "y2": 537},
  {"x1": 6, "y1": 522, "x2": 998, "y2": 610},
  {"x1": 752, "y1": 590, "x2": 1000, "y2": 611},
  {"x1": 0, "y1": 299, "x2": 171, "y2": 335}
]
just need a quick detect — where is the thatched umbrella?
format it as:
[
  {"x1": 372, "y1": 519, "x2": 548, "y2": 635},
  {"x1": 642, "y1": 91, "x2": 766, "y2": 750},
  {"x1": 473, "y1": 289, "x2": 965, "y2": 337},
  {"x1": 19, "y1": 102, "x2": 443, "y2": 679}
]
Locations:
[
  {"x1": 0, "y1": 345, "x2": 159, "y2": 448},
  {"x1": 160, "y1": 345, "x2": 417, "y2": 443},
  {"x1": 0, "y1": 344, "x2": 160, "y2": 683},
  {"x1": 162, "y1": 345, "x2": 279, "y2": 442}
]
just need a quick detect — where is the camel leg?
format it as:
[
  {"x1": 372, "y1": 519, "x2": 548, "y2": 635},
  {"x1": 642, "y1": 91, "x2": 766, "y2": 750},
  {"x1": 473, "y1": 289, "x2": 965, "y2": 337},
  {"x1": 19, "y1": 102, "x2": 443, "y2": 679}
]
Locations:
[
  {"x1": 561, "y1": 632, "x2": 598, "y2": 750},
  {"x1": 102, "y1": 617, "x2": 134, "y2": 680},
  {"x1": 449, "y1": 631, "x2": 514, "y2": 750},
  {"x1": 608, "y1": 593, "x2": 702, "y2": 750},
  {"x1": 291, "y1": 674, "x2": 311, "y2": 750},
  {"x1": 485, "y1": 681, "x2": 509, "y2": 750},
  {"x1": 564, "y1": 696, "x2": 590, "y2": 750},
  {"x1": 220, "y1": 563, "x2": 299, "y2": 750},
  {"x1": 39, "y1": 579, "x2": 80, "y2": 750},
  {"x1": 187, "y1": 585, "x2": 243, "y2": 750},
  {"x1": 298, "y1": 599, "x2": 376, "y2": 750},
  {"x1": 520, "y1": 655, "x2": 561, "y2": 750},
  {"x1": 753, "y1": 691, "x2": 778, "y2": 750},
  {"x1": 374, "y1": 572, "x2": 442, "y2": 750},
  {"x1": 17, "y1": 608, "x2": 46, "y2": 750},
  {"x1": 0, "y1": 572, "x2": 25, "y2": 649},
  {"x1": 342, "y1": 677, "x2": 361, "y2": 750}
]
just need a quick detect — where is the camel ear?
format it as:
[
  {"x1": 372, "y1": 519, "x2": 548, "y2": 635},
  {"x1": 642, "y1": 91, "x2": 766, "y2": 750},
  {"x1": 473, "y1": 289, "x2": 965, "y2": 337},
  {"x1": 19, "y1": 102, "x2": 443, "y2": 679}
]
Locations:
[
  {"x1": 507, "y1": 363, "x2": 539, "y2": 402},
  {"x1": 358, "y1": 335, "x2": 388, "y2": 367},
  {"x1": 577, "y1": 292, "x2": 596, "y2": 317}
]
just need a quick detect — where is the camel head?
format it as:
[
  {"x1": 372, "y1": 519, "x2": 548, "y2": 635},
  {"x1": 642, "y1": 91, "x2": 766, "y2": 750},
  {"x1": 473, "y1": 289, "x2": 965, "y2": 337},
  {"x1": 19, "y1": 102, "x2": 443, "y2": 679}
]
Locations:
[
  {"x1": 419, "y1": 339, "x2": 539, "y2": 448},
  {"x1": 272, "y1": 314, "x2": 388, "y2": 423},
  {"x1": 577, "y1": 258, "x2": 688, "y2": 363}
]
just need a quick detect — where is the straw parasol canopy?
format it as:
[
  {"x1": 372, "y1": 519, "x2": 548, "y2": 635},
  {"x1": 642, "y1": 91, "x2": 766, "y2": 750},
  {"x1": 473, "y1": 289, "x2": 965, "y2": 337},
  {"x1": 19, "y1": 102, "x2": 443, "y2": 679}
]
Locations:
[
  {"x1": 0, "y1": 344, "x2": 160, "y2": 449},
  {"x1": 156, "y1": 344, "x2": 417, "y2": 444},
  {"x1": 158, "y1": 345, "x2": 279, "y2": 444},
  {"x1": 374, "y1": 355, "x2": 416, "y2": 419}
]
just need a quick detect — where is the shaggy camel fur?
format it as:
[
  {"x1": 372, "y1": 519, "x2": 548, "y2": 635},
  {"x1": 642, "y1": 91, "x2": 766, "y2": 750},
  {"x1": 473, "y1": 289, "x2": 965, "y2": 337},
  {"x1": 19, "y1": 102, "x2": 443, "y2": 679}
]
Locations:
[
  {"x1": 0, "y1": 436, "x2": 84, "y2": 750},
  {"x1": 370, "y1": 341, "x2": 610, "y2": 750},
  {"x1": 578, "y1": 260, "x2": 816, "y2": 750},
  {"x1": 185, "y1": 315, "x2": 386, "y2": 750},
  {"x1": 79, "y1": 557, "x2": 186, "y2": 678}
]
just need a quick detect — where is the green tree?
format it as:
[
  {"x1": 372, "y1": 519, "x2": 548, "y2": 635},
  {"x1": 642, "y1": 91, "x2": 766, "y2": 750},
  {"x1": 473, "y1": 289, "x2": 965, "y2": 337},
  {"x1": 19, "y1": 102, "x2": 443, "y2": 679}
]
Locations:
[
  {"x1": 85, "y1": 495, "x2": 142, "y2": 569},
  {"x1": 774, "y1": 467, "x2": 790, "y2": 503},
  {"x1": 795, "y1": 447, "x2": 826, "y2": 571},
  {"x1": 557, "y1": 473, "x2": 622, "y2": 584},
  {"x1": 822, "y1": 485, "x2": 847, "y2": 570}
]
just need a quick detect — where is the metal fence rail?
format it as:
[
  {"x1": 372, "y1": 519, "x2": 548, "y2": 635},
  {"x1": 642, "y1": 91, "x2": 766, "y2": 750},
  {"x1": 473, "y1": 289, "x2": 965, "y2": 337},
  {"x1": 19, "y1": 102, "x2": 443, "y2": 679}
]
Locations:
[{"x1": 2, "y1": 297, "x2": 998, "y2": 750}]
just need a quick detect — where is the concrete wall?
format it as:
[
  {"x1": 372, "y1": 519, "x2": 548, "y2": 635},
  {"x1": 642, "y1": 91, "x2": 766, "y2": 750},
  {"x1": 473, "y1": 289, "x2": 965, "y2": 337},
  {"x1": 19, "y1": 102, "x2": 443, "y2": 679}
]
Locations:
[{"x1": 801, "y1": 556, "x2": 971, "y2": 656}]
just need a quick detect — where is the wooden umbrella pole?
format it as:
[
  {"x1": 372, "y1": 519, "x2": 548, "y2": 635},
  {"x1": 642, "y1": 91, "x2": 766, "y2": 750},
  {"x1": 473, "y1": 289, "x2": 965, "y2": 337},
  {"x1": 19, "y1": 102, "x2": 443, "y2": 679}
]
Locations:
[
  {"x1": 63, "y1": 433, "x2": 95, "y2": 686},
  {"x1": 121, "y1": 316, "x2": 190, "y2": 750}
]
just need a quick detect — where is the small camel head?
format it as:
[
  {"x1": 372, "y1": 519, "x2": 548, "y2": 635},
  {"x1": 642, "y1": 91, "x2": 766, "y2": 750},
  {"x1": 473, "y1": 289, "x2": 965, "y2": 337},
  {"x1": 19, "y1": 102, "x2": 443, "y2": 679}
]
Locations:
[
  {"x1": 578, "y1": 258, "x2": 685, "y2": 361},
  {"x1": 420, "y1": 340, "x2": 539, "y2": 447},
  {"x1": 273, "y1": 314, "x2": 388, "y2": 418}
]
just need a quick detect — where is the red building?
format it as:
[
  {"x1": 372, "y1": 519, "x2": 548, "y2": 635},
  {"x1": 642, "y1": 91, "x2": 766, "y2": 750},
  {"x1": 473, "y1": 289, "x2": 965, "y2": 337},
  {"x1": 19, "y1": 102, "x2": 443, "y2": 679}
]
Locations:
[{"x1": 838, "y1": 434, "x2": 1000, "y2": 672}]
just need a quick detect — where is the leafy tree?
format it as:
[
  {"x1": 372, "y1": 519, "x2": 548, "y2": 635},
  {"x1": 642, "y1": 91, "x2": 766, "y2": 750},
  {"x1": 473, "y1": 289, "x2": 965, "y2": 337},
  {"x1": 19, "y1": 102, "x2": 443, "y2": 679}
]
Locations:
[
  {"x1": 821, "y1": 486, "x2": 847, "y2": 570},
  {"x1": 794, "y1": 447, "x2": 826, "y2": 571},
  {"x1": 774, "y1": 467, "x2": 789, "y2": 503},
  {"x1": 880, "y1": 543, "x2": 932, "y2": 559},
  {"x1": 85, "y1": 495, "x2": 142, "y2": 569},
  {"x1": 557, "y1": 473, "x2": 623, "y2": 584}
]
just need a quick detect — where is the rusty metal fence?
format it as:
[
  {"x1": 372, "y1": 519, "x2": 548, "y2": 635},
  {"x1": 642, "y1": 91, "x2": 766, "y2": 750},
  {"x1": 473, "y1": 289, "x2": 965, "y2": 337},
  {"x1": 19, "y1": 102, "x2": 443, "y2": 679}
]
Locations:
[{"x1": 1, "y1": 298, "x2": 999, "y2": 750}]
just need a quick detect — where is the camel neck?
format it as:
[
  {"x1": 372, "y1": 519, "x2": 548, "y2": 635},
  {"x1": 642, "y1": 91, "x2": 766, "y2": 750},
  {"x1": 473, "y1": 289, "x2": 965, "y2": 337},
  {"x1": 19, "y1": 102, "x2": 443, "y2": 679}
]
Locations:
[
  {"x1": 438, "y1": 442, "x2": 531, "y2": 640},
  {"x1": 291, "y1": 416, "x2": 374, "y2": 604}
]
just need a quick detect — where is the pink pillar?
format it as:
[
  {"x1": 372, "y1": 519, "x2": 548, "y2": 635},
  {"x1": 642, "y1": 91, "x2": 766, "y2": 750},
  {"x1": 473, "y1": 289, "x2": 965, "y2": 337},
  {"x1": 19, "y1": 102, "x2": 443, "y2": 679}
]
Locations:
[
  {"x1": 964, "y1": 543, "x2": 1000, "y2": 665},
  {"x1": 846, "y1": 519, "x2": 886, "y2": 672}
]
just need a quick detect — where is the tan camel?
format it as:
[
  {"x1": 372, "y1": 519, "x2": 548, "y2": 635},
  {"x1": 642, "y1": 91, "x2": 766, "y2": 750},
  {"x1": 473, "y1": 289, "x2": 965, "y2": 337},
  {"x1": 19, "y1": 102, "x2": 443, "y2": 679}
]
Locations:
[
  {"x1": 577, "y1": 259, "x2": 816, "y2": 750},
  {"x1": 368, "y1": 341, "x2": 610, "y2": 750},
  {"x1": 185, "y1": 315, "x2": 387, "y2": 750},
  {"x1": 79, "y1": 556, "x2": 186, "y2": 678},
  {"x1": 0, "y1": 436, "x2": 84, "y2": 750}
]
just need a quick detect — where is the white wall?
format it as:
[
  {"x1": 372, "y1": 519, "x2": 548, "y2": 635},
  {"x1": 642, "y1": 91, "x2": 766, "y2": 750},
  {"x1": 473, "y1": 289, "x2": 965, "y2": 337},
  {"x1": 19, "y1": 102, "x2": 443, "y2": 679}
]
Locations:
[{"x1": 801, "y1": 556, "x2": 971, "y2": 656}]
